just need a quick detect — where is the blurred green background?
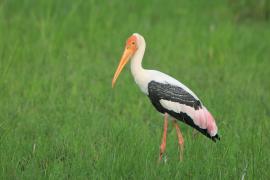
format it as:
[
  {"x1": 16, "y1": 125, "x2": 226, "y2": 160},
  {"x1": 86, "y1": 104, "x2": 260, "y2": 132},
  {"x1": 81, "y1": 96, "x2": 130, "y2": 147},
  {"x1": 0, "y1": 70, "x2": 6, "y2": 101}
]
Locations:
[{"x1": 0, "y1": 0, "x2": 269, "y2": 179}]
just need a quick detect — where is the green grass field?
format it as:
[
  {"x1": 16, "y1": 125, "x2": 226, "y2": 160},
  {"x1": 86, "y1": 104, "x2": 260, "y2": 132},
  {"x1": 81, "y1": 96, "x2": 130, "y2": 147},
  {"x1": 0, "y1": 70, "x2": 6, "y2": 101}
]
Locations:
[{"x1": 0, "y1": 0, "x2": 270, "y2": 179}]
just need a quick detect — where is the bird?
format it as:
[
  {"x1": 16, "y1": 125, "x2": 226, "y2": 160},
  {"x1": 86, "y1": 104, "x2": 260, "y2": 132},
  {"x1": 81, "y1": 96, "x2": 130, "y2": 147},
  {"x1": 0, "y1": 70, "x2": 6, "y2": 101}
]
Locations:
[{"x1": 112, "y1": 33, "x2": 220, "y2": 161}]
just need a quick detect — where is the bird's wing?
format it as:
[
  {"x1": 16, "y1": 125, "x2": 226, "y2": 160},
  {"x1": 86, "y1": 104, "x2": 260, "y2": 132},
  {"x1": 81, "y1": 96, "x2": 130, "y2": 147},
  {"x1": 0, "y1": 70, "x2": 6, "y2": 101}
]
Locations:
[
  {"x1": 147, "y1": 70, "x2": 200, "y2": 99},
  {"x1": 147, "y1": 80, "x2": 219, "y2": 141},
  {"x1": 148, "y1": 80, "x2": 202, "y2": 110}
]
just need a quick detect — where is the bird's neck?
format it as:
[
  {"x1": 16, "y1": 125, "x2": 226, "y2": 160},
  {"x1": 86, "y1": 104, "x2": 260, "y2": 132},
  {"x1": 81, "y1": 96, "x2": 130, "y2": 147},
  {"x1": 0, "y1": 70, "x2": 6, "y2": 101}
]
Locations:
[
  {"x1": 130, "y1": 43, "x2": 145, "y2": 76},
  {"x1": 130, "y1": 40, "x2": 149, "y2": 94}
]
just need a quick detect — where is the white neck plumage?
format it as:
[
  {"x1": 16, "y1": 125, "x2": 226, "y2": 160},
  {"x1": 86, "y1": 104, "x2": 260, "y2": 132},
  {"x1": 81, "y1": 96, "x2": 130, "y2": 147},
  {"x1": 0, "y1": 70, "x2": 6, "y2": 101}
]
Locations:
[
  {"x1": 130, "y1": 34, "x2": 145, "y2": 76},
  {"x1": 130, "y1": 33, "x2": 149, "y2": 94}
]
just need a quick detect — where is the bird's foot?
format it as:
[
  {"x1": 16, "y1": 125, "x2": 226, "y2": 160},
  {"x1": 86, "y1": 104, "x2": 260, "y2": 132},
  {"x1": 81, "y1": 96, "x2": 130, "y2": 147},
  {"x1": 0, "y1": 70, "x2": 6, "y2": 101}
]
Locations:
[
  {"x1": 179, "y1": 147, "x2": 184, "y2": 161},
  {"x1": 158, "y1": 153, "x2": 167, "y2": 163}
]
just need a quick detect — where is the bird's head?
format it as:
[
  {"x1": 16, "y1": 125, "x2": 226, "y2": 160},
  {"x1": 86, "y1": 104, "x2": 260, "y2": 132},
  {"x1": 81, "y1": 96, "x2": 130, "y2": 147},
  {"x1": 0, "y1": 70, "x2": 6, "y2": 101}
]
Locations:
[{"x1": 112, "y1": 34, "x2": 139, "y2": 88}]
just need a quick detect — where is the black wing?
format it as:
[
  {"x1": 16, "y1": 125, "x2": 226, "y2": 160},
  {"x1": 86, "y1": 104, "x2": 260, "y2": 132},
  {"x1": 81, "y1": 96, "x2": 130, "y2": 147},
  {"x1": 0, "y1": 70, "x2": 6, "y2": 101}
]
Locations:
[
  {"x1": 148, "y1": 81, "x2": 202, "y2": 111},
  {"x1": 147, "y1": 81, "x2": 220, "y2": 142}
]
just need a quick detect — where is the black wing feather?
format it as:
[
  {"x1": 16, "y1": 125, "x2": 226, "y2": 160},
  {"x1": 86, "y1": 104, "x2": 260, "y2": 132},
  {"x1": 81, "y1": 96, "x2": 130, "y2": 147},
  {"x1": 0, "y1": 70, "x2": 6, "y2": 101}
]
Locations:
[{"x1": 148, "y1": 81, "x2": 202, "y2": 110}]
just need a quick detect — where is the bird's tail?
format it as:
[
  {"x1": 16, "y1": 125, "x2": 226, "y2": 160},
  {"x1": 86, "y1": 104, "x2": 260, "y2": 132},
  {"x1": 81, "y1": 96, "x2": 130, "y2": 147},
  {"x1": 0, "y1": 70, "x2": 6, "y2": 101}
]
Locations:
[
  {"x1": 192, "y1": 106, "x2": 220, "y2": 142},
  {"x1": 202, "y1": 107, "x2": 220, "y2": 142},
  {"x1": 170, "y1": 105, "x2": 220, "y2": 142},
  {"x1": 211, "y1": 134, "x2": 220, "y2": 142}
]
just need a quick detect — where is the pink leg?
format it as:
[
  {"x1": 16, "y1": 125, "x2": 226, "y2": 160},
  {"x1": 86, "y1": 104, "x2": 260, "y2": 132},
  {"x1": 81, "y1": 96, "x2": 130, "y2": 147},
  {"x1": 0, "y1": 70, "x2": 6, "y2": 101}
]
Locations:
[
  {"x1": 159, "y1": 113, "x2": 168, "y2": 161},
  {"x1": 173, "y1": 120, "x2": 184, "y2": 161}
]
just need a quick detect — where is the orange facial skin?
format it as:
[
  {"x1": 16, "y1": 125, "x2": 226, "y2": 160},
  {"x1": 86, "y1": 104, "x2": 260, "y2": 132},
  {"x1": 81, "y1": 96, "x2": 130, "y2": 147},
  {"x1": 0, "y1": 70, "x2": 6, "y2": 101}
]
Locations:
[
  {"x1": 112, "y1": 35, "x2": 138, "y2": 87},
  {"x1": 125, "y1": 35, "x2": 138, "y2": 52}
]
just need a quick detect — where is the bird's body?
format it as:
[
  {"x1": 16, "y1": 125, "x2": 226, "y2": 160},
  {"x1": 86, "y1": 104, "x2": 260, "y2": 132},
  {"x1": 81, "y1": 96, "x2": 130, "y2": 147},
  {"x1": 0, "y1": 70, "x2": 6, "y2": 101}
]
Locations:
[{"x1": 112, "y1": 33, "x2": 220, "y2": 160}]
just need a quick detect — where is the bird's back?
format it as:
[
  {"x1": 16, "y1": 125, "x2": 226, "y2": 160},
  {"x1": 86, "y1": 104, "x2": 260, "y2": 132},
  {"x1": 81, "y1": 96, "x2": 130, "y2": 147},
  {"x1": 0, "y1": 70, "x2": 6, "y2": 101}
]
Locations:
[{"x1": 146, "y1": 70, "x2": 200, "y2": 99}]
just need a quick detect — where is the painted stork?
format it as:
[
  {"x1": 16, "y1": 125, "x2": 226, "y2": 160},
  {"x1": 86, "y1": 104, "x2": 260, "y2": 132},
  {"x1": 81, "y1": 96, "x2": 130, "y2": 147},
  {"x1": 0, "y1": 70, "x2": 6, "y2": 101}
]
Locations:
[{"x1": 112, "y1": 33, "x2": 220, "y2": 161}]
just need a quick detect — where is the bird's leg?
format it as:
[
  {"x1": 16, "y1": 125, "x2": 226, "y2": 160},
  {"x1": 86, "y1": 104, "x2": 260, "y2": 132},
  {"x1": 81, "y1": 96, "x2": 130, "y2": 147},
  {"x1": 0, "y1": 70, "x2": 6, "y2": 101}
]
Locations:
[
  {"x1": 159, "y1": 113, "x2": 168, "y2": 161},
  {"x1": 173, "y1": 120, "x2": 184, "y2": 161}
]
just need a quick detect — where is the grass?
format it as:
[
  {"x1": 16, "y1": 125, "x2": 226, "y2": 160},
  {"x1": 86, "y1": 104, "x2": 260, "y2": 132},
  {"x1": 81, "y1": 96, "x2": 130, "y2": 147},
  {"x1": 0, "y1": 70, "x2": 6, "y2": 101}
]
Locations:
[{"x1": 0, "y1": 0, "x2": 270, "y2": 179}]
